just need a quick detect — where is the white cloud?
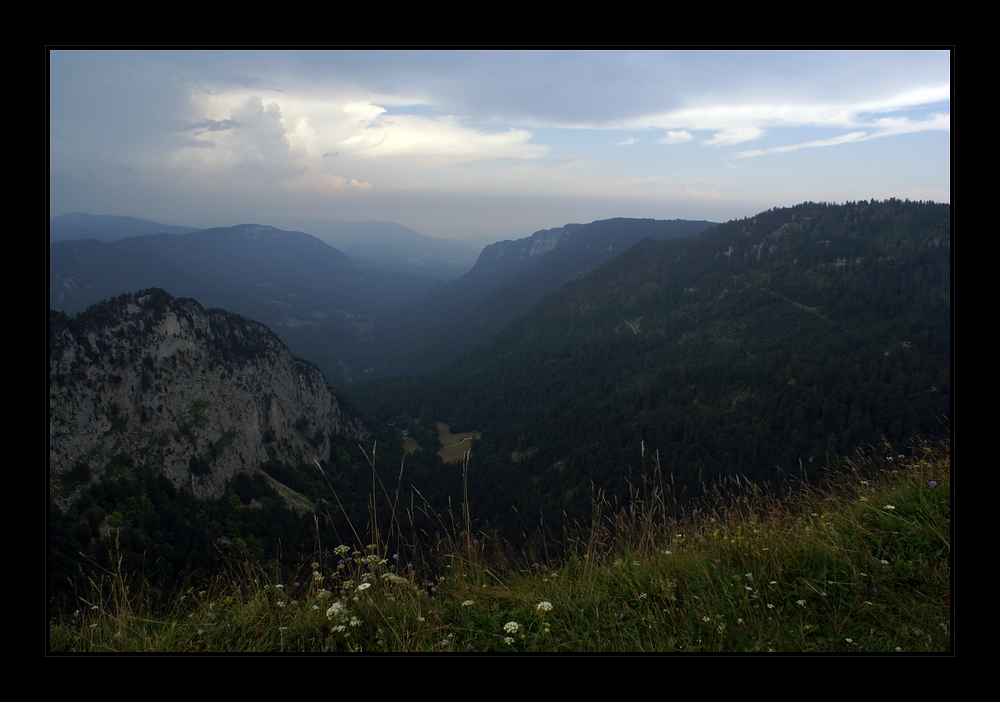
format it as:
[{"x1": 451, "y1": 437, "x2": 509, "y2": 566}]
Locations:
[
  {"x1": 703, "y1": 127, "x2": 765, "y2": 146},
  {"x1": 736, "y1": 131, "x2": 868, "y2": 158},
  {"x1": 868, "y1": 112, "x2": 950, "y2": 137},
  {"x1": 283, "y1": 172, "x2": 372, "y2": 194},
  {"x1": 340, "y1": 114, "x2": 548, "y2": 164},
  {"x1": 617, "y1": 136, "x2": 639, "y2": 145},
  {"x1": 657, "y1": 130, "x2": 693, "y2": 144}
]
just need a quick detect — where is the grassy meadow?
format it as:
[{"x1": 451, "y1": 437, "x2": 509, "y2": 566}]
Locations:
[{"x1": 49, "y1": 441, "x2": 950, "y2": 653}]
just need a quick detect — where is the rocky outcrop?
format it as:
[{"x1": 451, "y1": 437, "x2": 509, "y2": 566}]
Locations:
[{"x1": 49, "y1": 289, "x2": 368, "y2": 507}]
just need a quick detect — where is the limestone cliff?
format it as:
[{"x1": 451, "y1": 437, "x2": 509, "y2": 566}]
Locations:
[{"x1": 49, "y1": 289, "x2": 369, "y2": 507}]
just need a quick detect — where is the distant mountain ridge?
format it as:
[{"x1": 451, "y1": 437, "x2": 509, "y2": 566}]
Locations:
[
  {"x1": 49, "y1": 223, "x2": 434, "y2": 385},
  {"x1": 270, "y1": 217, "x2": 480, "y2": 282},
  {"x1": 373, "y1": 217, "x2": 715, "y2": 376},
  {"x1": 49, "y1": 213, "x2": 201, "y2": 242}
]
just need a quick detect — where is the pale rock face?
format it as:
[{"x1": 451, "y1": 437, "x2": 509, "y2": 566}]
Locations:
[{"x1": 49, "y1": 289, "x2": 368, "y2": 507}]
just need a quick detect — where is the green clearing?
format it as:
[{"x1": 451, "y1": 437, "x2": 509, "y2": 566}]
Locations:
[{"x1": 437, "y1": 422, "x2": 481, "y2": 464}]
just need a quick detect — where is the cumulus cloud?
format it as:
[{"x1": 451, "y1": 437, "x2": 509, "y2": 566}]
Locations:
[
  {"x1": 340, "y1": 113, "x2": 549, "y2": 163},
  {"x1": 617, "y1": 137, "x2": 639, "y2": 145},
  {"x1": 657, "y1": 130, "x2": 693, "y2": 144},
  {"x1": 703, "y1": 127, "x2": 765, "y2": 147}
]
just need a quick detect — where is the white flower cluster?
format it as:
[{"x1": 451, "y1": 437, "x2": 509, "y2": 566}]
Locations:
[
  {"x1": 536, "y1": 601, "x2": 553, "y2": 612},
  {"x1": 503, "y1": 621, "x2": 520, "y2": 634},
  {"x1": 326, "y1": 601, "x2": 348, "y2": 622}
]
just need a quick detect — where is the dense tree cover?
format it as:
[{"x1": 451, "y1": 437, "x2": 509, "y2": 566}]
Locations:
[
  {"x1": 347, "y1": 200, "x2": 950, "y2": 539},
  {"x1": 49, "y1": 428, "x2": 409, "y2": 612}
]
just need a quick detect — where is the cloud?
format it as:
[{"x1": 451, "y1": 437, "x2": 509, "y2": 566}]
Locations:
[
  {"x1": 657, "y1": 130, "x2": 693, "y2": 144},
  {"x1": 736, "y1": 131, "x2": 867, "y2": 158},
  {"x1": 868, "y1": 112, "x2": 950, "y2": 137},
  {"x1": 733, "y1": 114, "x2": 947, "y2": 158},
  {"x1": 189, "y1": 118, "x2": 241, "y2": 132},
  {"x1": 684, "y1": 186, "x2": 721, "y2": 199},
  {"x1": 339, "y1": 113, "x2": 549, "y2": 163},
  {"x1": 283, "y1": 171, "x2": 372, "y2": 195},
  {"x1": 617, "y1": 137, "x2": 639, "y2": 145},
  {"x1": 703, "y1": 127, "x2": 765, "y2": 146}
]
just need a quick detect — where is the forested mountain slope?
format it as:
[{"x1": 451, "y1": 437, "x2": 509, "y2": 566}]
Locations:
[
  {"x1": 373, "y1": 218, "x2": 714, "y2": 376},
  {"x1": 348, "y1": 200, "x2": 950, "y2": 533}
]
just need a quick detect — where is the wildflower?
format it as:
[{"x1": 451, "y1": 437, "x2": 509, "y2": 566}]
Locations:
[
  {"x1": 326, "y1": 602, "x2": 346, "y2": 620},
  {"x1": 662, "y1": 550, "x2": 672, "y2": 555},
  {"x1": 767, "y1": 603, "x2": 775, "y2": 609},
  {"x1": 504, "y1": 637, "x2": 514, "y2": 646},
  {"x1": 717, "y1": 624, "x2": 726, "y2": 632},
  {"x1": 638, "y1": 593, "x2": 647, "y2": 600},
  {"x1": 312, "y1": 605, "x2": 319, "y2": 610},
  {"x1": 796, "y1": 600, "x2": 806, "y2": 606},
  {"x1": 845, "y1": 638, "x2": 854, "y2": 643},
  {"x1": 503, "y1": 621, "x2": 520, "y2": 634},
  {"x1": 881, "y1": 559, "x2": 889, "y2": 565},
  {"x1": 770, "y1": 580, "x2": 777, "y2": 585},
  {"x1": 462, "y1": 600, "x2": 475, "y2": 607},
  {"x1": 357, "y1": 582, "x2": 371, "y2": 592},
  {"x1": 703, "y1": 616, "x2": 711, "y2": 622},
  {"x1": 274, "y1": 584, "x2": 284, "y2": 589},
  {"x1": 417, "y1": 616, "x2": 425, "y2": 622},
  {"x1": 331, "y1": 625, "x2": 345, "y2": 633},
  {"x1": 737, "y1": 618, "x2": 744, "y2": 624},
  {"x1": 333, "y1": 545, "x2": 350, "y2": 556},
  {"x1": 884, "y1": 504, "x2": 896, "y2": 510},
  {"x1": 536, "y1": 601, "x2": 553, "y2": 612},
  {"x1": 467, "y1": 643, "x2": 474, "y2": 650},
  {"x1": 276, "y1": 601, "x2": 285, "y2": 607},
  {"x1": 928, "y1": 481, "x2": 938, "y2": 488},
  {"x1": 349, "y1": 616, "x2": 361, "y2": 627},
  {"x1": 860, "y1": 497, "x2": 868, "y2": 502}
]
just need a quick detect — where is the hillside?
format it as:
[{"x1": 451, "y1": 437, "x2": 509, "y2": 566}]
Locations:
[
  {"x1": 347, "y1": 200, "x2": 951, "y2": 535},
  {"x1": 372, "y1": 218, "x2": 715, "y2": 376},
  {"x1": 49, "y1": 224, "x2": 434, "y2": 385},
  {"x1": 49, "y1": 289, "x2": 369, "y2": 507}
]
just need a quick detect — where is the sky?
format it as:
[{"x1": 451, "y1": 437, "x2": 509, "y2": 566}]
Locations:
[{"x1": 49, "y1": 50, "x2": 950, "y2": 246}]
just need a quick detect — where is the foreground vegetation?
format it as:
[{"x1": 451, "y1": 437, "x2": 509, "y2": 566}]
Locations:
[{"x1": 49, "y1": 441, "x2": 949, "y2": 653}]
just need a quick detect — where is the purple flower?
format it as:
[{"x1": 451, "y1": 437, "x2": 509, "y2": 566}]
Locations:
[
  {"x1": 872, "y1": 587, "x2": 878, "y2": 594},
  {"x1": 619, "y1": 612, "x2": 625, "y2": 619},
  {"x1": 928, "y1": 481, "x2": 938, "y2": 488},
  {"x1": 767, "y1": 617, "x2": 773, "y2": 622},
  {"x1": 393, "y1": 553, "x2": 399, "y2": 560},
  {"x1": 407, "y1": 563, "x2": 414, "y2": 570}
]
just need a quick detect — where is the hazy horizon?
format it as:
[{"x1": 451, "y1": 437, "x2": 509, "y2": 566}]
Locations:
[{"x1": 50, "y1": 50, "x2": 950, "y2": 247}]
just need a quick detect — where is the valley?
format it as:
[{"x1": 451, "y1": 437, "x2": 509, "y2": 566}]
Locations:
[{"x1": 48, "y1": 200, "x2": 951, "y2": 651}]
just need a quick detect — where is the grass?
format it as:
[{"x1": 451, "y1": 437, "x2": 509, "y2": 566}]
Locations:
[{"x1": 49, "y1": 441, "x2": 950, "y2": 653}]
